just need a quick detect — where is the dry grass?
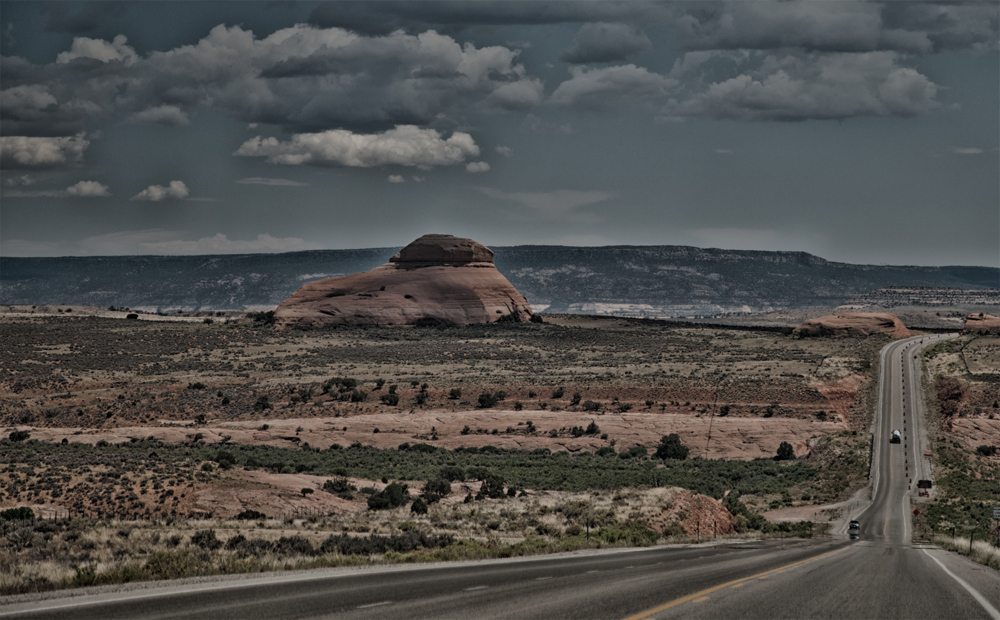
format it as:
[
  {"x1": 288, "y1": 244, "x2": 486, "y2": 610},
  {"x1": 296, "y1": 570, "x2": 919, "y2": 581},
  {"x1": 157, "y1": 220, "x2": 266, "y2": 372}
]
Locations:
[{"x1": 931, "y1": 534, "x2": 1000, "y2": 570}]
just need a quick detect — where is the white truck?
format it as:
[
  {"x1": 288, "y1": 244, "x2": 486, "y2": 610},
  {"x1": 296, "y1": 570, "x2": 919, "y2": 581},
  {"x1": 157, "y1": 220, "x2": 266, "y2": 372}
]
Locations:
[{"x1": 890, "y1": 430, "x2": 901, "y2": 444}]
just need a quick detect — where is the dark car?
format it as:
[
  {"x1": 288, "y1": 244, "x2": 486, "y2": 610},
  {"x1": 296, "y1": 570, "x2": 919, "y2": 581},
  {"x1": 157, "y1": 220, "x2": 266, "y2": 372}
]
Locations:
[{"x1": 849, "y1": 520, "x2": 860, "y2": 530}]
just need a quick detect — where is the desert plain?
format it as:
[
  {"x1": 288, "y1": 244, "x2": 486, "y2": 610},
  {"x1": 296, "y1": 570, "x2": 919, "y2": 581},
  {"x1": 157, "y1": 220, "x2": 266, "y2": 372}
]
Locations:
[{"x1": 2, "y1": 304, "x2": 998, "y2": 595}]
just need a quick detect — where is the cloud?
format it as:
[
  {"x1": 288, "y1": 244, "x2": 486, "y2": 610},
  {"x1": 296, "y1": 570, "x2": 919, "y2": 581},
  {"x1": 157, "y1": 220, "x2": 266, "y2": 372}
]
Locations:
[
  {"x1": 477, "y1": 187, "x2": 612, "y2": 222},
  {"x1": 0, "y1": 85, "x2": 58, "y2": 117},
  {"x1": 495, "y1": 145, "x2": 513, "y2": 157},
  {"x1": 950, "y1": 147, "x2": 984, "y2": 155},
  {"x1": 56, "y1": 34, "x2": 137, "y2": 65},
  {"x1": 688, "y1": 228, "x2": 780, "y2": 251},
  {"x1": 128, "y1": 105, "x2": 189, "y2": 126},
  {"x1": 663, "y1": 51, "x2": 939, "y2": 121},
  {"x1": 465, "y1": 161, "x2": 490, "y2": 173},
  {"x1": 72, "y1": 230, "x2": 322, "y2": 256},
  {"x1": 236, "y1": 177, "x2": 309, "y2": 186},
  {"x1": 66, "y1": 180, "x2": 110, "y2": 197},
  {"x1": 550, "y1": 64, "x2": 675, "y2": 110},
  {"x1": 0, "y1": 134, "x2": 90, "y2": 169},
  {"x1": 307, "y1": 2, "x2": 671, "y2": 36},
  {"x1": 3, "y1": 174, "x2": 36, "y2": 188},
  {"x1": 676, "y1": 1, "x2": 928, "y2": 54},
  {"x1": 235, "y1": 125, "x2": 479, "y2": 168},
  {"x1": 3, "y1": 179, "x2": 110, "y2": 198},
  {"x1": 387, "y1": 175, "x2": 406, "y2": 183},
  {"x1": 4, "y1": 23, "x2": 546, "y2": 136},
  {"x1": 715, "y1": 149, "x2": 735, "y2": 154},
  {"x1": 131, "y1": 180, "x2": 189, "y2": 201},
  {"x1": 559, "y1": 22, "x2": 652, "y2": 64}
]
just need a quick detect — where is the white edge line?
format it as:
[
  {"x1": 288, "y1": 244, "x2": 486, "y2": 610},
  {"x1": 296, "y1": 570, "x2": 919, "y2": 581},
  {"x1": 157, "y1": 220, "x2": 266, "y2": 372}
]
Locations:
[{"x1": 923, "y1": 549, "x2": 1000, "y2": 620}]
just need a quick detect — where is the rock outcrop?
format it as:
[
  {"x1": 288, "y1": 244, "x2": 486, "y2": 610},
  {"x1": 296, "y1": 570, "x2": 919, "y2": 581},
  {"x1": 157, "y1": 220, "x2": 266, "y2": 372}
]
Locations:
[
  {"x1": 793, "y1": 312, "x2": 913, "y2": 338},
  {"x1": 274, "y1": 234, "x2": 532, "y2": 328},
  {"x1": 964, "y1": 313, "x2": 1000, "y2": 334}
]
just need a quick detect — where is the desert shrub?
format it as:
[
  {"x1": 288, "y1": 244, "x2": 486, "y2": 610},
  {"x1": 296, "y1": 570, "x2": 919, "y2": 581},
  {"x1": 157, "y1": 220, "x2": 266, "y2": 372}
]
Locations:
[
  {"x1": 323, "y1": 477, "x2": 357, "y2": 495},
  {"x1": 187, "y1": 382, "x2": 206, "y2": 390},
  {"x1": 477, "y1": 392, "x2": 498, "y2": 408},
  {"x1": 582, "y1": 400, "x2": 600, "y2": 412},
  {"x1": 8, "y1": 430, "x2": 30, "y2": 443},
  {"x1": 596, "y1": 447, "x2": 616, "y2": 457},
  {"x1": 253, "y1": 396, "x2": 272, "y2": 412},
  {"x1": 585, "y1": 421, "x2": 600, "y2": 435},
  {"x1": 654, "y1": 434, "x2": 689, "y2": 460},
  {"x1": 440, "y1": 465, "x2": 466, "y2": 481},
  {"x1": 190, "y1": 529, "x2": 222, "y2": 550},
  {"x1": 411, "y1": 498, "x2": 428, "y2": 514},
  {"x1": 235, "y1": 509, "x2": 267, "y2": 520},
  {"x1": 247, "y1": 310, "x2": 275, "y2": 325},
  {"x1": 448, "y1": 388, "x2": 462, "y2": 400},
  {"x1": 424, "y1": 477, "x2": 452, "y2": 496},
  {"x1": 368, "y1": 483, "x2": 410, "y2": 510},
  {"x1": 480, "y1": 473, "x2": 506, "y2": 499},
  {"x1": 350, "y1": 389, "x2": 367, "y2": 403},
  {"x1": 274, "y1": 535, "x2": 315, "y2": 556},
  {"x1": 320, "y1": 531, "x2": 454, "y2": 556},
  {"x1": 598, "y1": 522, "x2": 660, "y2": 546},
  {"x1": 719, "y1": 405, "x2": 731, "y2": 417},
  {"x1": 552, "y1": 387, "x2": 565, "y2": 399},
  {"x1": 1, "y1": 506, "x2": 34, "y2": 521},
  {"x1": 380, "y1": 392, "x2": 400, "y2": 406},
  {"x1": 570, "y1": 426, "x2": 585, "y2": 438},
  {"x1": 976, "y1": 446, "x2": 997, "y2": 457},
  {"x1": 775, "y1": 442, "x2": 796, "y2": 461},
  {"x1": 571, "y1": 392, "x2": 582, "y2": 405}
]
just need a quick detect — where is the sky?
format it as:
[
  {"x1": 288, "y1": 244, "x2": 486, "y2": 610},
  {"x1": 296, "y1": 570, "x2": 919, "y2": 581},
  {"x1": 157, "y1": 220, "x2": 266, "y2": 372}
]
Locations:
[{"x1": 0, "y1": 0, "x2": 997, "y2": 267}]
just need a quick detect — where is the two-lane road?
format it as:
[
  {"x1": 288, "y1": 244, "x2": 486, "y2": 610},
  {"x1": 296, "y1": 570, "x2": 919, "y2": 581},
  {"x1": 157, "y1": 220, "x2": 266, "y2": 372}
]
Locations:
[{"x1": 5, "y1": 333, "x2": 999, "y2": 619}]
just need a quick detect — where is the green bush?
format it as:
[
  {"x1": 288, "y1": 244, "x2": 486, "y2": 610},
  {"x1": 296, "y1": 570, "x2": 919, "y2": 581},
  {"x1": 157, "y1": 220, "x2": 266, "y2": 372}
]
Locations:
[
  {"x1": 368, "y1": 483, "x2": 410, "y2": 511},
  {"x1": 654, "y1": 434, "x2": 689, "y2": 460},
  {"x1": 582, "y1": 400, "x2": 600, "y2": 412},
  {"x1": 235, "y1": 509, "x2": 267, "y2": 520},
  {"x1": 380, "y1": 392, "x2": 400, "y2": 406},
  {"x1": 775, "y1": 442, "x2": 795, "y2": 461},
  {"x1": 448, "y1": 388, "x2": 462, "y2": 400},
  {"x1": 8, "y1": 430, "x2": 30, "y2": 443},
  {"x1": 0, "y1": 506, "x2": 34, "y2": 521}
]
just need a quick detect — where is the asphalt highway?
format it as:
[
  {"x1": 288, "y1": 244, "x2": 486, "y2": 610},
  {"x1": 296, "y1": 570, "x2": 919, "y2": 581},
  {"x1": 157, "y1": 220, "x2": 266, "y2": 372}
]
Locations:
[{"x1": 5, "y1": 334, "x2": 999, "y2": 619}]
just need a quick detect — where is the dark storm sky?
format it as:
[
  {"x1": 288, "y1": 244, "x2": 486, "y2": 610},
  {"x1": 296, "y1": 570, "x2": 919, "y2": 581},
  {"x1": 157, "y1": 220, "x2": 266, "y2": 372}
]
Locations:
[{"x1": 1, "y1": 1, "x2": 997, "y2": 267}]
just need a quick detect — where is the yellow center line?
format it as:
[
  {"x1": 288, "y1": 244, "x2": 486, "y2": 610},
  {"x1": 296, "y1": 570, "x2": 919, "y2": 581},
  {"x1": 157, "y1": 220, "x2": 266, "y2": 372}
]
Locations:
[
  {"x1": 620, "y1": 546, "x2": 848, "y2": 620},
  {"x1": 693, "y1": 597, "x2": 709, "y2": 603}
]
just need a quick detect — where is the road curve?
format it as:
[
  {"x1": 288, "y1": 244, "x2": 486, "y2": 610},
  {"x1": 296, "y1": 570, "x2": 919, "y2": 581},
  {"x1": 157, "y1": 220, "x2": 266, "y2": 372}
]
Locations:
[{"x1": 5, "y1": 334, "x2": 1000, "y2": 620}]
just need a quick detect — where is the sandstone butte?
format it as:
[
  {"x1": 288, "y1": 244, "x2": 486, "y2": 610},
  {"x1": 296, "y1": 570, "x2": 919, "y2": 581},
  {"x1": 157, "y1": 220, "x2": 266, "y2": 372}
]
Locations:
[
  {"x1": 792, "y1": 312, "x2": 913, "y2": 338},
  {"x1": 964, "y1": 313, "x2": 1000, "y2": 334},
  {"x1": 274, "y1": 234, "x2": 533, "y2": 328}
]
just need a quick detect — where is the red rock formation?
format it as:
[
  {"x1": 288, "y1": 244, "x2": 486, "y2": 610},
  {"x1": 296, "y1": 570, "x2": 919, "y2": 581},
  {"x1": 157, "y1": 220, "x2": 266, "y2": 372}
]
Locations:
[
  {"x1": 964, "y1": 313, "x2": 1000, "y2": 334},
  {"x1": 274, "y1": 234, "x2": 533, "y2": 328},
  {"x1": 793, "y1": 312, "x2": 913, "y2": 338}
]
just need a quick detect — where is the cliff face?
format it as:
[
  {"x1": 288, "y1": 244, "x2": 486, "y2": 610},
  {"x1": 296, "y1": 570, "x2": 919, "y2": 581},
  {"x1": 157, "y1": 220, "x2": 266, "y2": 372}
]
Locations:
[
  {"x1": 792, "y1": 312, "x2": 913, "y2": 338},
  {"x1": 273, "y1": 235, "x2": 532, "y2": 328},
  {"x1": 965, "y1": 313, "x2": 1000, "y2": 334}
]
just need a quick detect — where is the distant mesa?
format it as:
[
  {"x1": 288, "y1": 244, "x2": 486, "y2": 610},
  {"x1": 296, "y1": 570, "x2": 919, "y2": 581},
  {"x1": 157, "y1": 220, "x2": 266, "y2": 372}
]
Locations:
[
  {"x1": 964, "y1": 313, "x2": 1000, "y2": 334},
  {"x1": 793, "y1": 312, "x2": 913, "y2": 338},
  {"x1": 274, "y1": 234, "x2": 533, "y2": 328}
]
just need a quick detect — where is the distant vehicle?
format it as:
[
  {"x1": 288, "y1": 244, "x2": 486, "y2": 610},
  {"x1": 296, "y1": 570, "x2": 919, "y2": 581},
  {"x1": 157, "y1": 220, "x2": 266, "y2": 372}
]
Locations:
[
  {"x1": 850, "y1": 532, "x2": 860, "y2": 540},
  {"x1": 849, "y1": 520, "x2": 860, "y2": 530},
  {"x1": 890, "y1": 430, "x2": 901, "y2": 444}
]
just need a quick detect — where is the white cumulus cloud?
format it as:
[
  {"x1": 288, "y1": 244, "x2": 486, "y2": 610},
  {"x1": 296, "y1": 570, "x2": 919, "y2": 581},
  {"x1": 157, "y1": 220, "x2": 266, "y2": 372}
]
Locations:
[
  {"x1": 128, "y1": 105, "x2": 189, "y2": 126},
  {"x1": 234, "y1": 125, "x2": 480, "y2": 168},
  {"x1": 387, "y1": 175, "x2": 406, "y2": 183},
  {"x1": 466, "y1": 161, "x2": 490, "y2": 173},
  {"x1": 131, "y1": 180, "x2": 190, "y2": 201},
  {"x1": 495, "y1": 145, "x2": 513, "y2": 157},
  {"x1": 66, "y1": 180, "x2": 111, "y2": 197},
  {"x1": 56, "y1": 34, "x2": 137, "y2": 65},
  {"x1": 550, "y1": 64, "x2": 676, "y2": 110},
  {"x1": 0, "y1": 134, "x2": 90, "y2": 169}
]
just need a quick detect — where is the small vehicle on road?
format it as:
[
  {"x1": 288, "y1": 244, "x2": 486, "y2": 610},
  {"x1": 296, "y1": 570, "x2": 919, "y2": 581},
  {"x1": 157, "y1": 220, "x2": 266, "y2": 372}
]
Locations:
[
  {"x1": 890, "y1": 430, "x2": 901, "y2": 444},
  {"x1": 849, "y1": 520, "x2": 860, "y2": 530},
  {"x1": 850, "y1": 532, "x2": 860, "y2": 540}
]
